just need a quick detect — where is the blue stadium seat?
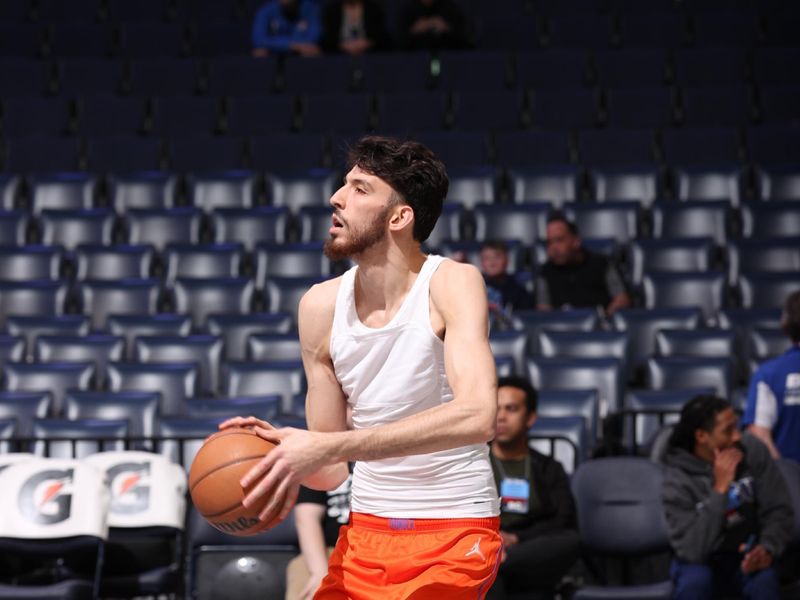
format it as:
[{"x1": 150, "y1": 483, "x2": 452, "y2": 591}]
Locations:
[
  {"x1": 642, "y1": 271, "x2": 728, "y2": 325},
  {"x1": 627, "y1": 238, "x2": 716, "y2": 287},
  {"x1": 264, "y1": 276, "x2": 327, "y2": 319},
  {"x1": 472, "y1": 202, "x2": 549, "y2": 245},
  {"x1": 64, "y1": 390, "x2": 159, "y2": 447},
  {"x1": 0, "y1": 210, "x2": 26, "y2": 244},
  {"x1": 163, "y1": 243, "x2": 243, "y2": 284},
  {"x1": 646, "y1": 356, "x2": 734, "y2": 399},
  {"x1": 221, "y1": 360, "x2": 305, "y2": 413},
  {"x1": 0, "y1": 281, "x2": 69, "y2": 329},
  {"x1": 565, "y1": 202, "x2": 640, "y2": 243},
  {"x1": 249, "y1": 133, "x2": 326, "y2": 172},
  {"x1": 266, "y1": 169, "x2": 338, "y2": 213},
  {"x1": 224, "y1": 95, "x2": 295, "y2": 135},
  {"x1": 672, "y1": 48, "x2": 749, "y2": 87},
  {"x1": 76, "y1": 279, "x2": 163, "y2": 330},
  {"x1": 5, "y1": 136, "x2": 83, "y2": 172},
  {"x1": 4, "y1": 361, "x2": 95, "y2": 416},
  {"x1": 616, "y1": 13, "x2": 686, "y2": 48},
  {"x1": 508, "y1": 166, "x2": 581, "y2": 206},
  {"x1": 673, "y1": 166, "x2": 743, "y2": 206},
  {"x1": 545, "y1": 14, "x2": 614, "y2": 49},
  {"x1": 48, "y1": 23, "x2": 114, "y2": 58},
  {"x1": 134, "y1": 334, "x2": 224, "y2": 396},
  {"x1": 529, "y1": 415, "x2": 587, "y2": 475},
  {"x1": 35, "y1": 334, "x2": 125, "y2": 376},
  {"x1": 651, "y1": 201, "x2": 731, "y2": 245},
  {"x1": 755, "y1": 165, "x2": 800, "y2": 201},
  {"x1": 211, "y1": 206, "x2": 289, "y2": 249},
  {"x1": 358, "y1": 52, "x2": 432, "y2": 92},
  {"x1": 738, "y1": 272, "x2": 800, "y2": 310},
  {"x1": 57, "y1": 58, "x2": 123, "y2": 96},
  {"x1": 726, "y1": 239, "x2": 800, "y2": 283},
  {"x1": 74, "y1": 244, "x2": 156, "y2": 281},
  {"x1": 206, "y1": 313, "x2": 294, "y2": 361},
  {"x1": 589, "y1": 167, "x2": 660, "y2": 207},
  {"x1": 108, "y1": 362, "x2": 198, "y2": 416},
  {"x1": 528, "y1": 356, "x2": 624, "y2": 416},
  {"x1": 660, "y1": 127, "x2": 743, "y2": 168},
  {"x1": 255, "y1": 242, "x2": 331, "y2": 281},
  {"x1": 247, "y1": 333, "x2": 302, "y2": 363},
  {"x1": 205, "y1": 56, "x2": 278, "y2": 96},
  {"x1": 167, "y1": 135, "x2": 246, "y2": 172},
  {"x1": 86, "y1": 137, "x2": 166, "y2": 172},
  {"x1": 741, "y1": 201, "x2": 800, "y2": 238},
  {"x1": 107, "y1": 314, "x2": 192, "y2": 359},
  {"x1": 6, "y1": 315, "x2": 90, "y2": 361},
  {"x1": 172, "y1": 277, "x2": 256, "y2": 328},
  {"x1": 28, "y1": 173, "x2": 97, "y2": 214},
  {"x1": 2, "y1": 97, "x2": 71, "y2": 137},
  {"x1": 151, "y1": 96, "x2": 222, "y2": 137},
  {"x1": 75, "y1": 95, "x2": 148, "y2": 137},
  {"x1": 578, "y1": 129, "x2": 658, "y2": 168},
  {"x1": 529, "y1": 88, "x2": 599, "y2": 130},
  {"x1": 375, "y1": 91, "x2": 447, "y2": 132},
  {"x1": 122, "y1": 207, "x2": 202, "y2": 251},
  {"x1": 0, "y1": 245, "x2": 63, "y2": 281},
  {"x1": 0, "y1": 391, "x2": 52, "y2": 436},
  {"x1": 623, "y1": 389, "x2": 713, "y2": 454},
  {"x1": 299, "y1": 93, "x2": 372, "y2": 134},
  {"x1": 593, "y1": 50, "x2": 670, "y2": 88},
  {"x1": 493, "y1": 130, "x2": 573, "y2": 167},
  {"x1": 118, "y1": 23, "x2": 187, "y2": 58},
  {"x1": 538, "y1": 388, "x2": 600, "y2": 448},
  {"x1": 412, "y1": 131, "x2": 491, "y2": 171},
  {"x1": 438, "y1": 51, "x2": 511, "y2": 91},
  {"x1": 127, "y1": 58, "x2": 200, "y2": 96},
  {"x1": 282, "y1": 55, "x2": 356, "y2": 95},
  {"x1": 679, "y1": 85, "x2": 754, "y2": 128},
  {"x1": 516, "y1": 49, "x2": 588, "y2": 89}
]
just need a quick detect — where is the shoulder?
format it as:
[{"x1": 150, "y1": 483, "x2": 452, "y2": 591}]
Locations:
[
  {"x1": 742, "y1": 433, "x2": 773, "y2": 468},
  {"x1": 298, "y1": 276, "x2": 343, "y2": 337},
  {"x1": 430, "y1": 258, "x2": 485, "y2": 295},
  {"x1": 529, "y1": 447, "x2": 565, "y2": 475}
]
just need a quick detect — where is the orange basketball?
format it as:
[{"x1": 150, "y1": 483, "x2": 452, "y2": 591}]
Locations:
[{"x1": 189, "y1": 427, "x2": 282, "y2": 536}]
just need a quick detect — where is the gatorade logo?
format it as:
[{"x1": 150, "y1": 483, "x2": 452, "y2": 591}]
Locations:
[
  {"x1": 18, "y1": 469, "x2": 74, "y2": 525},
  {"x1": 107, "y1": 462, "x2": 151, "y2": 515}
]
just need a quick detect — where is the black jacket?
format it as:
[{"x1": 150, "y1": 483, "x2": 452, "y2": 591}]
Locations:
[{"x1": 491, "y1": 447, "x2": 577, "y2": 542}]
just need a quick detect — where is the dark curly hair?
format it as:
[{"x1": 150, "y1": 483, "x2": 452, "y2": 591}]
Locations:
[
  {"x1": 347, "y1": 136, "x2": 449, "y2": 243},
  {"x1": 668, "y1": 394, "x2": 731, "y2": 452}
]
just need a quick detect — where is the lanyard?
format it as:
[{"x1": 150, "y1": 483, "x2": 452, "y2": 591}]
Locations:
[{"x1": 491, "y1": 452, "x2": 531, "y2": 482}]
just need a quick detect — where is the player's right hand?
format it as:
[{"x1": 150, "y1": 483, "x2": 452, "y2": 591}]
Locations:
[{"x1": 217, "y1": 416, "x2": 276, "y2": 432}]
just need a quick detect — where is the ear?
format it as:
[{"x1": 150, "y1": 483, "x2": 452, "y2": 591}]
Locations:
[
  {"x1": 694, "y1": 428, "x2": 708, "y2": 446},
  {"x1": 389, "y1": 204, "x2": 414, "y2": 233},
  {"x1": 526, "y1": 412, "x2": 537, "y2": 429}
]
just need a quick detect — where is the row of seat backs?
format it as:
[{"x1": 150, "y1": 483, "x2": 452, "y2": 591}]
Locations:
[
  {"x1": 1, "y1": 198, "x2": 798, "y2": 250},
  {"x1": 0, "y1": 233, "x2": 797, "y2": 284},
  {"x1": 2, "y1": 83, "x2": 800, "y2": 140}
]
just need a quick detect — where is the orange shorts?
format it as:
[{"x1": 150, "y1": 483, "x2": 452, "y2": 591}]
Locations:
[{"x1": 314, "y1": 512, "x2": 502, "y2": 600}]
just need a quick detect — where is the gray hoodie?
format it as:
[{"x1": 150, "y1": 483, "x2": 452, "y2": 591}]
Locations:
[{"x1": 662, "y1": 433, "x2": 794, "y2": 563}]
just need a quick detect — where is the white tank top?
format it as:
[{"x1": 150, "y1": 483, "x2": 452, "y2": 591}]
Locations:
[{"x1": 330, "y1": 255, "x2": 499, "y2": 518}]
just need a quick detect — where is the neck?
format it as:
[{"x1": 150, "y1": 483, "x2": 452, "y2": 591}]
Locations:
[
  {"x1": 491, "y1": 438, "x2": 529, "y2": 461},
  {"x1": 354, "y1": 242, "x2": 426, "y2": 309}
]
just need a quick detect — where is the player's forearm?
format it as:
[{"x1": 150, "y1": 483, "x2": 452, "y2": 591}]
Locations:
[{"x1": 324, "y1": 396, "x2": 496, "y2": 463}]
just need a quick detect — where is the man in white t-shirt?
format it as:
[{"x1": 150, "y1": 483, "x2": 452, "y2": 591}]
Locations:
[{"x1": 222, "y1": 136, "x2": 501, "y2": 599}]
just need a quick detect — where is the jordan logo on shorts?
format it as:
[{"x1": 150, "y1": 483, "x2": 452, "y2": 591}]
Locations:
[{"x1": 465, "y1": 537, "x2": 485, "y2": 561}]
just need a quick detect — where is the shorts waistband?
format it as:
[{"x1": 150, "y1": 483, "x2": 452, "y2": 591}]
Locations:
[{"x1": 350, "y1": 512, "x2": 500, "y2": 532}]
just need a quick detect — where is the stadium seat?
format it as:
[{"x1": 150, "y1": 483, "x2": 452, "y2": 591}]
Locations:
[
  {"x1": 6, "y1": 315, "x2": 90, "y2": 361},
  {"x1": 282, "y1": 55, "x2": 356, "y2": 95},
  {"x1": 516, "y1": 49, "x2": 588, "y2": 89},
  {"x1": 108, "y1": 362, "x2": 197, "y2": 417},
  {"x1": 538, "y1": 388, "x2": 600, "y2": 448},
  {"x1": 438, "y1": 50, "x2": 511, "y2": 92},
  {"x1": 151, "y1": 95, "x2": 222, "y2": 137},
  {"x1": 299, "y1": 92, "x2": 372, "y2": 134},
  {"x1": 725, "y1": 239, "x2": 800, "y2": 284},
  {"x1": 672, "y1": 48, "x2": 748, "y2": 88},
  {"x1": 172, "y1": 277, "x2": 256, "y2": 328},
  {"x1": 603, "y1": 87, "x2": 675, "y2": 129},
  {"x1": 266, "y1": 170, "x2": 338, "y2": 214},
  {"x1": 224, "y1": 94, "x2": 294, "y2": 136},
  {"x1": 73, "y1": 244, "x2": 156, "y2": 281},
  {"x1": 134, "y1": 334, "x2": 224, "y2": 396},
  {"x1": 512, "y1": 309, "x2": 598, "y2": 356},
  {"x1": 755, "y1": 165, "x2": 800, "y2": 201},
  {"x1": 127, "y1": 58, "x2": 200, "y2": 96},
  {"x1": 358, "y1": 52, "x2": 432, "y2": 92},
  {"x1": 221, "y1": 361, "x2": 305, "y2": 413},
  {"x1": 211, "y1": 207, "x2": 289, "y2": 249},
  {"x1": 0, "y1": 458, "x2": 108, "y2": 598},
  {"x1": 83, "y1": 450, "x2": 187, "y2": 599},
  {"x1": 0, "y1": 245, "x2": 63, "y2": 281},
  {"x1": 47, "y1": 23, "x2": 113, "y2": 58},
  {"x1": 717, "y1": 307, "x2": 783, "y2": 383},
  {"x1": 450, "y1": 90, "x2": 525, "y2": 131},
  {"x1": 0, "y1": 391, "x2": 52, "y2": 437},
  {"x1": 740, "y1": 201, "x2": 800, "y2": 239},
  {"x1": 0, "y1": 281, "x2": 69, "y2": 329},
  {"x1": 529, "y1": 415, "x2": 587, "y2": 475},
  {"x1": 594, "y1": 50, "x2": 670, "y2": 89},
  {"x1": 646, "y1": 356, "x2": 734, "y2": 399},
  {"x1": 255, "y1": 242, "x2": 332, "y2": 281},
  {"x1": 660, "y1": 127, "x2": 743, "y2": 168},
  {"x1": 247, "y1": 333, "x2": 302, "y2": 363},
  {"x1": 206, "y1": 313, "x2": 294, "y2": 361},
  {"x1": 507, "y1": 166, "x2": 581, "y2": 207},
  {"x1": 757, "y1": 86, "x2": 800, "y2": 128},
  {"x1": 589, "y1": 167, "x2": 660, "y2": 208},
  {"x1": 250, "y1": 133, "x2": 326, "y2": 173},
  {"x1": 4, "y1": 361, "x2": 94, "y2": 417},
  {"x1": 627, "y1": 238, "x2": 716, "y2": 288},
  {"x1": 446, "y1": 166, "x2": 497, "y2": 208},
  {"x1": 679, "y1": 86, "x2": 754, "y2": 128},
  {"x1": 423, "y1": 202, "x2": 463, "y2": 248},
  {"x1": 86, "y1": 137, "x2": 166, "y2": 173},
  {"x1": 578, "y1": 129, "x2": 658, "y2": 168},
  {"x1": 738, "y1": 272, "x2": 800, "y2": 310},
  {"x1": 38, "y1": 208, "x2": 115, "y2": 250},
  {"x1": 35, "y1": 334, "x2": 125, "y2": 375},
  {"x1": 529, "y1": 88, "x2": 599, "y2": 130},
  {"x1": 749, "y1": 327, "x2": 790, "y2": 363},
  {"x1": 2, "y1": 97, "x2": 71, "y2": 138},
  {"x1": 184, "y1": 395, "x2": 281, "y2": 421},
  {"x1": 157, "y1": 416, "x2": 219, "y2": 470},
  {"x1": 76, "y1": 279, "x2": 163, "y2": 330},
  {"x1": 375, "y1": 91, "x2": 447, "y2": 132},
  {"x1": 0, "y1": 335, "x2": 25, "y2": 370},
  {"x1": 187, "y1": 170, "x2": 257, "y2": 212},
  {"x1": 673, "y1": 167, "x2": 743, "y2": 206},
  {"x1": 651, "y1": 201, "x2": 731, "y2": 245},
  {"x1": 488, "y1": 330, "x2": 528, "y2": 375},
  {"x1": 107, "y1": 314, "x2": 192, "y2": 360},
  {"x1": 616, "y1": 13, "x2": 686, "y2": 48},
  {"x1": 570, "y1": 458, "x2": 673, "y2": 599},
  {"x1": 264, "y1": 276, "x2": 328, "y2": 319},
  {"x1": 623, "y1": 389, "x2": 714, "y2": 455},
  {"x1": 642, "y1": 271, "x2": 728, "y2": 325},
  {"x1": 122, "y1": 207, "x2": 203, "y2": 251},
  {"x1": 75, "y1": 95, "x2": 148, "y2": 137},
  {"x1": 565, "y1": 202, "x2": 640, "y2": 243},
  {"x1": 163, "y1": 243, "x2": 243, "y2": 284},
  {"x1": 186, "y1": 504, "x2": 298, "y2": 600},
  {"x1": 472, "y1": 202, "x2": 548, "y2": 245},
  {"x1": 494, "y1": 130, "x2": 573, "y2": 167},
  {"x1": 655, "y1": 328, "x2": 735, "y2": 359},
  {"x1": 0, "y1": 210, "x2": 27, "y2": 245},
  {"x1": 527, "y1": 357, "x2": 624, "y2": 417},
  {"x1": 167, "y1": 135, "x2": 245, "y2": 172},
  {"x1": 57, "y1": 57, "x2": 123, "y2": 96},
  {"x1": 206, "y1": 56, "x2": 278, "y2": 96},
  {"x1": 65, "y1": 390, "x2": 160, "y2": 447}
]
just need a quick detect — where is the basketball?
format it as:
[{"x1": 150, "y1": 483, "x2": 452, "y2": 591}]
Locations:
[{"x1": 189, "y1": 427, "x2": 281, "y2": 536}]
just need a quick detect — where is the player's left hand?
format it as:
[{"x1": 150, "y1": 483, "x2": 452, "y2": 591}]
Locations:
[{"x1": 240, "y1": 426, "x2": 332, "y2": 521}]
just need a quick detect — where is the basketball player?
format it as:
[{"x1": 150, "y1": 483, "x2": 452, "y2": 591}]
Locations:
[{"x1": 221, "y1": 136, "x2": 502, "y2": 598}]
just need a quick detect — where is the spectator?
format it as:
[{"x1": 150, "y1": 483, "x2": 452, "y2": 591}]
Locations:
[
  {"x1": 479, "y1": 240, "x2": 534, "y2": 315},
  {"x1": 252, "y1": 0, "x2": 321, "y2": 57},
  {"x1": 486, "y1": 376, "x2": 580, "y2": 599},
  {"x1": 662, "y1": 394, "x2": 794, "y2": 600},
  {"x1": 320, "y1": 0, "x2": 390, "y2": 55},
  {"x1": 535, "y1": 214, "x2": 630, "y2": 316},
  {"x1": 398, "y1": 0, "x2": 470, "y2": 51},
  {"x1": 286, "y1": 473, "x2": 352, "y2": 600},
  {"x1": 743, "y1": 289, "x2": 800, "y2": 463}
]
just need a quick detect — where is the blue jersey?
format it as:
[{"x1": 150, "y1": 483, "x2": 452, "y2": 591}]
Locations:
[{"x1": 743, "y1": 345, "x2": 800, "y2": 463}]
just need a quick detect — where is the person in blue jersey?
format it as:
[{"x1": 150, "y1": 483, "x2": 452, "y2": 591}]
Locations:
[
  {"x1": 743, "y1": 289, "x2": 800, "y2": 463},
  {"x1": 252, "y1": 0, "x2": 321, "y2": 57},
  {"x1": 222, "y1": 136, "x2": 502, "y2": 599}
]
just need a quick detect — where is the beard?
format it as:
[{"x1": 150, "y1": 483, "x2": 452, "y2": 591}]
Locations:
[{"x1": 323, "y1": 207, "x2": 390, "y2": 261}]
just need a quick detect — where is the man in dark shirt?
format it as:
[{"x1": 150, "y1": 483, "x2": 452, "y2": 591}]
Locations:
[
  {"x1": 536, "y1": 214, "x2": 630, "y2": 316},
  {"x1": 486, "y1": 376, "x2": 580, "y2": 599}
]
